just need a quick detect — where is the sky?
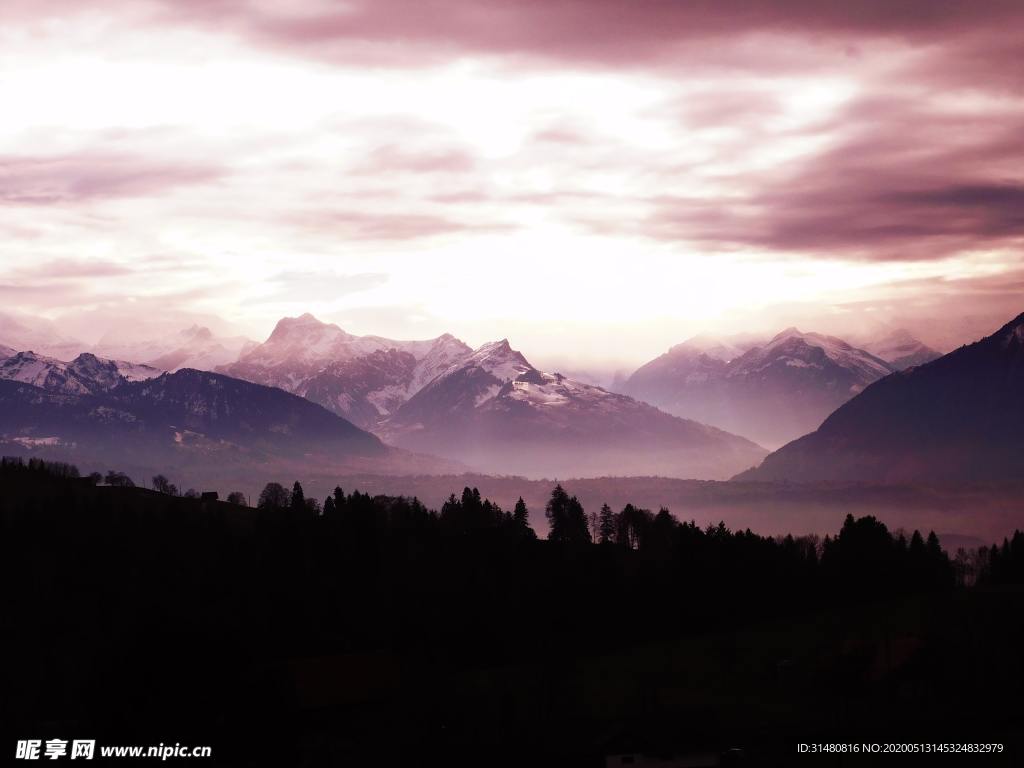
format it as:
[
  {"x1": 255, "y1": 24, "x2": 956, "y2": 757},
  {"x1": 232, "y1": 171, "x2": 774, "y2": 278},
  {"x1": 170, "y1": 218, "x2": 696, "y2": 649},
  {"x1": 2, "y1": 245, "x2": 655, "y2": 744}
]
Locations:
[{"x1": 2, "y1": 1, "x2": 1023, "y2": 370}]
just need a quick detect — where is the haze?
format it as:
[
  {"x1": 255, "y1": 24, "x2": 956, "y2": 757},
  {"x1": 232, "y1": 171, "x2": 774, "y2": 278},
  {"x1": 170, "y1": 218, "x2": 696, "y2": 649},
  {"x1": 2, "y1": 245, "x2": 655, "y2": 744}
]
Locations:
[{"x1": 2, "y1": 1, "x2": 1023, "y2": 368}]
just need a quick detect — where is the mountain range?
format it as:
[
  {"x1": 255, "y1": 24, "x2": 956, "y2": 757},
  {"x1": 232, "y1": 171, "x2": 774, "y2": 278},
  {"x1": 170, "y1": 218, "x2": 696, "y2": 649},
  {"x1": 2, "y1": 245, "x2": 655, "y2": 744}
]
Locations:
[
  {"x1": 737, "y1": 312, "x2": 1024, "y2": 485},
  {"x1": 0, "y1": 350, "x2": 161, "y2": 395},
  {"x1": 3, "y1": 308, "x2": 1017, "y2": 487},
  {"x1": 622, "y1": 328, "x2": 899, "y2": 447},
  {"x1": 380, "y1": 339, "x2": 767, "y2": 479}
]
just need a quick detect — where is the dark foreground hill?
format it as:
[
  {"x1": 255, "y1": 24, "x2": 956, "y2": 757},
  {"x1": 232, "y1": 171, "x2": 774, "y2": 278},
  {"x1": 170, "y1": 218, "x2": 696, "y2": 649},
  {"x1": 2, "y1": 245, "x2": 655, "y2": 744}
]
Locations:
[{"x1": 737, "y1": 312, "x2": 1024, "y2": 484}]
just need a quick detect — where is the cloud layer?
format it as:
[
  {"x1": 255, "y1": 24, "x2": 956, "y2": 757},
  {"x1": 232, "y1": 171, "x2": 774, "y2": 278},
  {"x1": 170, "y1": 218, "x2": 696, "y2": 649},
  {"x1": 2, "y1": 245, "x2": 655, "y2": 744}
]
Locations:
[{"x1": 0, "y1": 1, "x2": 1022, "y2": 360}]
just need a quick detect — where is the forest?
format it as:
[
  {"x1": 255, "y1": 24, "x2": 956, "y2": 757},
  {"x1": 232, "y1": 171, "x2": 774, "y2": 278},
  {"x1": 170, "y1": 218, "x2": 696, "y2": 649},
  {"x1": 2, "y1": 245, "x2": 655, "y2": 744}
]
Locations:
[{"x1": 3, "y1": 456, "x2": 1023, "y2": 765}]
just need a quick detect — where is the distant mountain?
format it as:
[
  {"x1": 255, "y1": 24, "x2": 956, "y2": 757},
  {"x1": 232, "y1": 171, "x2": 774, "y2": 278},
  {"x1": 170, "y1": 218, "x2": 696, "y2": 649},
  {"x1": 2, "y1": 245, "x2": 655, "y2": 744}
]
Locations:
[
  {"x1": 736, "y1": 312, "x2": 1024, "y2": 485},
  {"x1": 0, "y1": 343, "x2": 14, "y2": 360},
  {"x1": 143, "y1": 325, "x2": 255, "y2": 372},
  {"x1": 624, "y1": 328, "x2": 894, "y2": 447},
  {"x1": 0, "y1": 312, "x2": 85, "y2": 360},
  {"x1": 380, "y1": 339, "x2": 767, "y2": 479},
  {"x1": 0, "y1": 351, "x2": 161, "y2": 395},
  {"x1": 674, "y1": 332, "x2": 765, "y2": 362},
  {"x1": 859, "y1": 328, "x2": 941, "y2": 371},
  {"x1": 220, "y1": 314, "x2": 473, "y2": 430},
  {"x1": 94, "y1": 324, "x2": 253, "y2": 372}
]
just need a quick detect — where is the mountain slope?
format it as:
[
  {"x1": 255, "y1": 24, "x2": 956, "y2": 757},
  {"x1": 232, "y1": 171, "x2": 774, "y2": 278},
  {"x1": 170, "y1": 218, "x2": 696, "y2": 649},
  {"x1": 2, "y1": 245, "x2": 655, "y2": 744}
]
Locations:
[
  {"x1": 381, "y1": 340, "x2": 767, "y2": 479},
  {"x1": 624, "y1": 328, "x2": 894, "y2": 447},
  {"x1": 736, "y1": 312, "x2": 1024, "y2": 484},
  {"x1": 0, "y1": 351, "x2": 161, "y2": 395},
  {"x1": 0, "y1": 368, "x2": 382, "y2": 453},
  {"x1": 220, "y1": 313, "x2": 473, "y2": 429}
]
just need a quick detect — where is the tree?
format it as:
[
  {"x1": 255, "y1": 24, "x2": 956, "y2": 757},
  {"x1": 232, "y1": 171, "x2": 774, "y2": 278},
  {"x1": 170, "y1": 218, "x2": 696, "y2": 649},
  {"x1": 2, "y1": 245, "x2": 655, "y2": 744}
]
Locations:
[
  {"x1": 152, "y1": 475, "x2": 179, "y2": 496},
  {"x1": 323, "y1": 495, "x2": 336, "y2": 518},
  {"x1": 87, "y1": 472, "x2": 102, "y2": 486},
  {"x1": 183, "y1": 488, "x2": 199, "y2": 499},
  {"x1": 258, "y1": 482, "x2": 290, "y2": 510},
  {"x1": 545, "y1": 485, "x2": 571, "y2": 542},
  {"x1": 598, "y1": 503, "x2": 616, "y2": 544},
  {"x1": 226, "y1": 491, "x2": 246, "y2": 505},
  {"x1": 290, "y1": 481, "x2": 305, "y2": 514},
  {"x1": 513, "y1": 497, "x2": 530, "y2": 529},
  {"x1": 104, "y1": 470, "x2": 135, "y2": 488},
  {"x1": 546, "y1": 485, "x2": 590, "y2": 545}
]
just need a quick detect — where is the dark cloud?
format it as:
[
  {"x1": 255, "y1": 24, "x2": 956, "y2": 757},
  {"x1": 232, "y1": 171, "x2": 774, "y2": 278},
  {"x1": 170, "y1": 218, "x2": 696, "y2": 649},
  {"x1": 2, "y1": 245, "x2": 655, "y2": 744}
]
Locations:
[{"x1": 635, "y1": 95, "x2": 1024, "y2": 260}]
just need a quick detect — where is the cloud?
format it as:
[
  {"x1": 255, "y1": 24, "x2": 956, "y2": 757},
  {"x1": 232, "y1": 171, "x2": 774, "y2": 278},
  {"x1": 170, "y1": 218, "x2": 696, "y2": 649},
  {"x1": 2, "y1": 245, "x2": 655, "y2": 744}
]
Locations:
[
  {"x1": 350, "y1": 145, "x2": 476, "y2": 175},
  {"x1": 0, "y1": 152, "x2": 224, "y2": 205},
  {"x1": 283, "y1": 209, "x2": 514, "y2": 241},
  {"x1": 244, "y1": 271, "x2": 389, "y2": 304}
]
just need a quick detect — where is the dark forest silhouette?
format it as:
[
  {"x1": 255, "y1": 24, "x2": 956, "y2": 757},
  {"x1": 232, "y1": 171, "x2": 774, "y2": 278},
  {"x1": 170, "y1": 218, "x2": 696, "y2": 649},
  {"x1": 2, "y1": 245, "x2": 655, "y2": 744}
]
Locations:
[{"x1": 3, "y1": 456, "x2": 1022, "y2": 765}]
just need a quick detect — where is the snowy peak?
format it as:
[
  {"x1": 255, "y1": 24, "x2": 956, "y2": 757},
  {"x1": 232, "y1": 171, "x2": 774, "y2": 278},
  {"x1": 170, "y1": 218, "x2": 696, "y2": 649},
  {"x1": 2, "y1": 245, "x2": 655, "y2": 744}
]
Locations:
[
  {"x1": 461, "y1": 339, "x2": 534, "y2": 381},
  {"x1": 267, "y1": 312, "x2": 343, "y2": 343},
  {"x1": 743, "y1": 329, "x2": 893, "y2": 381},
  {"x1": 219, "y1": 316, "x2": 473, "y2": 429}
]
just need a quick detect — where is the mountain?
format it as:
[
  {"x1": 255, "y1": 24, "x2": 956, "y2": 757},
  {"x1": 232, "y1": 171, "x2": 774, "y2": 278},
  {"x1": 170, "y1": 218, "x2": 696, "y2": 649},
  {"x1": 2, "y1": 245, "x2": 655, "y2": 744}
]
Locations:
[
  {"x1": 0, "y1": 367, "x2": 403, "y2": 479},
  {"x1": 0, "y1": 312, "x2": 85, "y2": 360},
  {"x1": 624, "y1": 328, "x2": 894, "y2": 447},
  {"x1": 0, "y1": 351, "x2": 161, "y2": 395},
  {"x1": 859, "y1": 328, "x2": 941, "y2": 371},
  {"x1": 0, "y1": 343, "x2": 14, "y2": 360},
  {"x1": 380, "y1": 339, "x2": 767, "y2": 479},
  {"x1": 144, "y1": 325, "x2": 255, "y2": 372},
  {"x1": 220, "y1": 314, "x2": 473, "y2": 430},
  {"x1": 93, "y1": 324, "x2": 253, "y2": 371},
  {"x1": 735, "y1": 312, "x2": 1024, "y2": 485},
  {"x1": 674, "y1": 332, "x2": 765, "y2": 362}
]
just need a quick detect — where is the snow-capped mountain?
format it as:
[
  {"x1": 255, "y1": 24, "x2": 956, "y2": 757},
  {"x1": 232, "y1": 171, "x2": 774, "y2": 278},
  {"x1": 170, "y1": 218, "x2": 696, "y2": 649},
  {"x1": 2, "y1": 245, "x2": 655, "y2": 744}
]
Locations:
[
  {"x1": 858, "y1": 328, "x2": 941, "y2": 371},
  {"x1": 0, "y1": 351, "x2": 161, "y2": 395},
  {"x1": 624, "y1": 328, "x2": 895, "y2": 447},
  {"x1": 219, "y1": 313, "x2": 473, "y2": 430},
  {"x1": 737, "y1": 311, "x2": 1024, "y2": 484},
  {"x1": 381, "y1": 339, "x2": 767, "y2": 479}
]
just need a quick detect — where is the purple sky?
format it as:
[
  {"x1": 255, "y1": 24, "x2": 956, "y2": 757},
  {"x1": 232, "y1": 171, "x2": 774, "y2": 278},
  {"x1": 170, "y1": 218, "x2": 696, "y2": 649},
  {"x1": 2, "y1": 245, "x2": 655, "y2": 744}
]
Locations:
[{"x1": 2, "y1": 1, "x2": 1022, "y2": 366}]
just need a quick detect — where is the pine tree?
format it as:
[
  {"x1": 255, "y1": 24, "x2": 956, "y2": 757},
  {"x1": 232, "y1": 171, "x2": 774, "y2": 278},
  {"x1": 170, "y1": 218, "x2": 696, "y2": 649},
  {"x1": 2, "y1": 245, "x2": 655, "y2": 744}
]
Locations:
[
  {"x1": 513, "y1": 497, "x2": 529, "y2": 528},
  {"x1": 290, "y1": 481, "x2": 305, "y2": 514},
  {"x1": 545, "y1": 484, "x2": 571, "y2": 542},
  {"x1": 598, "y1": 503, "x2": 615, "y2": 544}
]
